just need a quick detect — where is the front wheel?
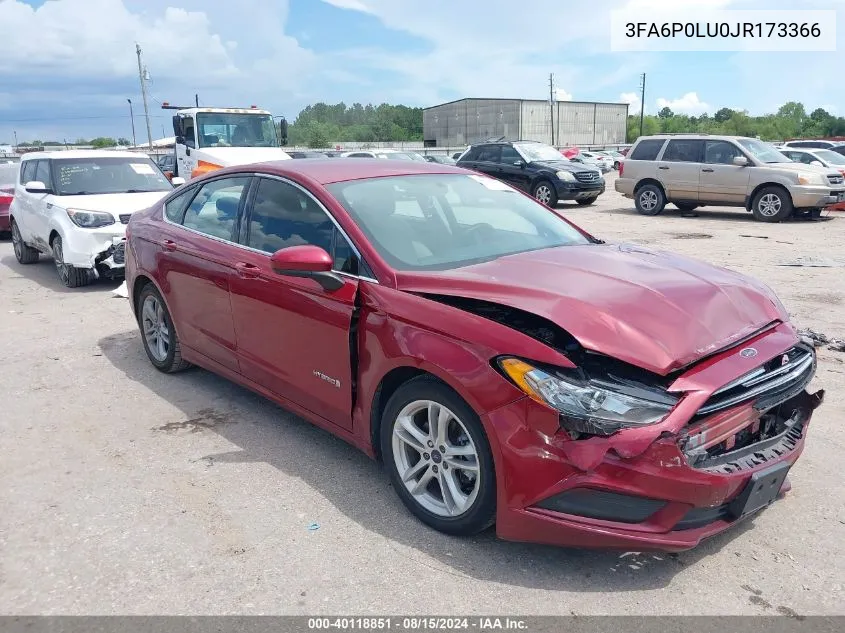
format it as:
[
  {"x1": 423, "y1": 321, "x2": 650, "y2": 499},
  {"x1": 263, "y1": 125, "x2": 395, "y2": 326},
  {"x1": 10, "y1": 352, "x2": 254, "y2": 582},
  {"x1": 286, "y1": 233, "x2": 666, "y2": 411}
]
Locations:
[
  {"x1": 381, "y1": 376, "x2": 496, "y2": 536},
  {"x1": 751, "y1": 186, "x2": 793, "y2": 222},
  {"x1": 52, "y1": 235, "x2": 93, "y2": 288},
  {"x1": 532, "y1": 180, "x2": 558, "y2": 207}
]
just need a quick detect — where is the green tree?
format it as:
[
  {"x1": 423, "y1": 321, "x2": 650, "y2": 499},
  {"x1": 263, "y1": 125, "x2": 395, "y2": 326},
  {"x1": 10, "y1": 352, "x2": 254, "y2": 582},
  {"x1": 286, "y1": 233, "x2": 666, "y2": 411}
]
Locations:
[
  {"x1": 90, "y1": 137, "x2": 117, "y2": 148},
  {"x1": 658, "y1": 107, "x2": 674, "y2": 119},
  {"x1": 714, "y1": 107, "x2": 734, "y2": 123},
  {"x1": 117, "y1": 137, "x2": 131, "y2": 146}
]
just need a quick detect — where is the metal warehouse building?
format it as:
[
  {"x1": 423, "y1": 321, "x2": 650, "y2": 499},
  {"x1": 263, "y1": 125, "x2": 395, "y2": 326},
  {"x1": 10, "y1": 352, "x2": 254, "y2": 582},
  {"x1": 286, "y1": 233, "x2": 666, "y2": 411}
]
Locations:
[{"x1": 423, "y1": 98, "x2": 629, "y2": 147}]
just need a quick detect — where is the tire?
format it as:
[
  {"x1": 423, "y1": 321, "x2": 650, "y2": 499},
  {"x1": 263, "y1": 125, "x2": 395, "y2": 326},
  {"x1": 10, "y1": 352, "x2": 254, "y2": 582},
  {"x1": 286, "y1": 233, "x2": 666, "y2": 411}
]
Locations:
[
  {"x1": 11, "y1": 219, "x2": 39, "y2": 264},
  {"x1": 576, "y1": 196, "x2": 598, "y2": 206},
  {"x1": 532, "y1": 180, "x2": 558, "y2": 207},
  {"x1": 634, "y1": 183, "x2": 666, "y2": 216},
  {"x1": 381, "y1": 376, "x2": 496, "y2": 536},
  {"x1": 751, "y1": 186, "x2": 793, "y2": 222},
  {"x1": 51, "y1": 235, "x2": 93, "y2": 288},
  {"x1": 137, "y1": 283, "x2": 191, "y2": 373},
  {"x1": 675, "y1": 203, "x2": 698, "y2": 212}
]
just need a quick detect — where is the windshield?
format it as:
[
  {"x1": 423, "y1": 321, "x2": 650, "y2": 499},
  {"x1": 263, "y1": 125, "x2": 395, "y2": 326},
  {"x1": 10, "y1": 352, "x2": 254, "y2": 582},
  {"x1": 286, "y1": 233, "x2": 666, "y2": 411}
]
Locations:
[
  {"x1": 196, "y1": 113, "x2": 278, "y2": 148},
  {"x1": 326, "y1": 174, "x2": 591, "y2": 271},
  {"x1": 813, "y1": 149, "x2": 845, "y2": 165},
  {"x1": 736, "y1": 138, "x2": 791, "y2": 164},
  {"x1": 375, "y1": 152, "x2": 428, "y2": 161},
  {"x1": 514, "y1": 142, "x2": 566, "y2": 162},
  {"x1": 52, "y1": 157, "x2": 172, "y2": 195}
]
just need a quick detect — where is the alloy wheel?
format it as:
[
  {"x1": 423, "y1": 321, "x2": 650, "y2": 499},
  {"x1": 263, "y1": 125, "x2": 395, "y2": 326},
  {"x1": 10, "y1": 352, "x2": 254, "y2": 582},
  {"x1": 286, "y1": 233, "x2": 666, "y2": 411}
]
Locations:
[
  {"x1": 534, "y1": 185, "x2": 552, "y2": 205},
  {"x1": 142, "y1": 295, "x2": 170, "y2": 362},
  {"x1": 639, "y1": 190, "x2": 659, "y2": 211},
  {"x1": 52, "y1": 239, "x2": 70, "y2": 286},
  {"x1": 11, "y1": 222, "x2": 22, "y2": 260},
  {"x1": 391, "y1": 399, "x2": 480, "y2": 517},
  {"x1": 758, "y1": 193, "x2": 782, "y2": 217}
]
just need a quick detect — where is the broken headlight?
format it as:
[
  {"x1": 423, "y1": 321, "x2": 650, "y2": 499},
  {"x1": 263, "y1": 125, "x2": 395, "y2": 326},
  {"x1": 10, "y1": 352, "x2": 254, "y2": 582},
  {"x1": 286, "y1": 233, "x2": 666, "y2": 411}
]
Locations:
[
  {"x1": 66, "y1": 208, "x2": 115, "y2": 228},
  {"x1": 498, "y1": 357, "x2": 675, "y2": 436}
]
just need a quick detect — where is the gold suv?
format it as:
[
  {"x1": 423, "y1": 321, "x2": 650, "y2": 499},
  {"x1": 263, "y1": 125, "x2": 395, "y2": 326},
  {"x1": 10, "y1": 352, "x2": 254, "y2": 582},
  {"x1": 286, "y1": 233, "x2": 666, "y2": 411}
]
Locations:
[{"x1": 615, "y1": 134, "x2": 845, "y2": 222}]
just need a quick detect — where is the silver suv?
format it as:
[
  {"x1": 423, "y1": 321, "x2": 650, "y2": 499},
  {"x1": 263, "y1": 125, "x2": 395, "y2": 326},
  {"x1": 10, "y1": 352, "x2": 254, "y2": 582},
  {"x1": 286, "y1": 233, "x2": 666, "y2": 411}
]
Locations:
[{"x1": 615, "y1": 134, "x2": 845, "y2": 222}]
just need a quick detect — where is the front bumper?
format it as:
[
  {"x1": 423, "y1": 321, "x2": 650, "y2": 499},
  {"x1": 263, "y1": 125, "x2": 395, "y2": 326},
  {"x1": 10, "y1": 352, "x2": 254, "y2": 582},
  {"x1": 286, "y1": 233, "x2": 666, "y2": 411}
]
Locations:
[
  {"x1": 555, "y1": 179, "x2": 605, "y2": 201},
  {"x1": 59, "y1": 223, "x2": 127, "y2": 270},
  {"x1": 790, "y1": 185, "x2": 845, "y2": 208},
  {"x1": 486, "y1": 326, "x2": 823, "y2": 551}
]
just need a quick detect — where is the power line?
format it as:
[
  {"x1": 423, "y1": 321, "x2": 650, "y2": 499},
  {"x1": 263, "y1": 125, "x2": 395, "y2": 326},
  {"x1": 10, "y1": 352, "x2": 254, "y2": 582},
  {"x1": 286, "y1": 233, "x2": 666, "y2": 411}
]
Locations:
[{"x1": 1, "y1": 114, "x2": 170, "y2": 122}]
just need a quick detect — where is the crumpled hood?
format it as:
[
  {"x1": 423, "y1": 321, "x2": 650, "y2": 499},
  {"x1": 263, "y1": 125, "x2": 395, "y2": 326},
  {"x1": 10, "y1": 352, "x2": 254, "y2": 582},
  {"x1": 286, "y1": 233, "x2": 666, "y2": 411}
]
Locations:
[
  {"x1": 198, "y1": 147, "x2": 292, "y2": 165},
  {"x1": 394, "y1": 243, "x2": 788, "y2": 375},
  {"x1": 532, "y1": 160, "x2": 596, "y2": 174},
  {"x1": 53, "y1": 191, "x2": 171, "y2": 218}
]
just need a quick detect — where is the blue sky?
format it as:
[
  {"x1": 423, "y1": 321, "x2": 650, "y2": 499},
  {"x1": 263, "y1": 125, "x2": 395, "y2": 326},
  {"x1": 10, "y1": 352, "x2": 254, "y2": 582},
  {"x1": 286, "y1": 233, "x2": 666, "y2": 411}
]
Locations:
[{"x1": 1, "y1": 0, "x2": 843, "y2": 144}]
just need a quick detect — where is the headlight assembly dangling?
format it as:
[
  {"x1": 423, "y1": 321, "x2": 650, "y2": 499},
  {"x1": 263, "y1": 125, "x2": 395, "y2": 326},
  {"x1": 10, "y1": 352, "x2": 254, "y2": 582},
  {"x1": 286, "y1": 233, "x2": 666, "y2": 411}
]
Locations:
[{"x1": 498, "y1": 357, "x2": 675, "y2": 436}]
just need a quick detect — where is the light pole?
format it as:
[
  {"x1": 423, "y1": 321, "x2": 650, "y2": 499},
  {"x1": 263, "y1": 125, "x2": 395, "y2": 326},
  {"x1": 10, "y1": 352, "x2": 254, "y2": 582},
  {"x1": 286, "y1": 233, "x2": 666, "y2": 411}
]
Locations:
[
  {"x1": 13, "y1": 130, "x2": 18, "y2": 152},
  {"x1": 127, "y1": 99, "x2": 137, "y2": 147}
]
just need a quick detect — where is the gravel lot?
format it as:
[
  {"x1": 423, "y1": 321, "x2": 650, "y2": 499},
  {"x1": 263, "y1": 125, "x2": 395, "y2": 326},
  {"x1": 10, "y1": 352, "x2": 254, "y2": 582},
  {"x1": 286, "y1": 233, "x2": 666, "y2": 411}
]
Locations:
[{"x1": 1, "y1": 173, "x2": 843, "y2": 615}]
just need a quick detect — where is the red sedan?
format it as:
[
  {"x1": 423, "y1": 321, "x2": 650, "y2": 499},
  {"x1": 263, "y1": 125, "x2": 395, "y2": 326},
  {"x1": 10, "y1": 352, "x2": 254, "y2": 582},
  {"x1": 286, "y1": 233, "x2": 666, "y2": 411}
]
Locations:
[{"x1": 124, "y1": 159, "x2": 823, "y2": 551}]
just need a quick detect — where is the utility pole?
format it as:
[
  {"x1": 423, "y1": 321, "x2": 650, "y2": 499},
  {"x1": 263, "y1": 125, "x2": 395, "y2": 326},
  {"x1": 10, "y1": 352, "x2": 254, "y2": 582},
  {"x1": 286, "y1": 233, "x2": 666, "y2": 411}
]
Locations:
[
  {"x1": 639, "y1": 73, "x2": 646, "y2": 138},
  {"x1": 136, "y1": 43, "x2": 153, "y2": 150},
  {"x1": 195, "y1": 94, "x2": 199, "y2": 107},
  {"x1": 13, "y1": 130, "x2": 18, "y2": 151},
  {"x1": 549, "y1": 73, "x2": 555, "y2": 146},
  {"x1": 127, "y1": 99, "x2": 137, "y2": 147}
]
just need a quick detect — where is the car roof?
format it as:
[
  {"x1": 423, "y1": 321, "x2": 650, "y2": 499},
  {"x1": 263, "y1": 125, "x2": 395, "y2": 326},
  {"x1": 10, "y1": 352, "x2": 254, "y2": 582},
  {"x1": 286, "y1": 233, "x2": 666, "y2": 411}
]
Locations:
[
  {"x1": 20, "y1": 150, "x2": 152, "y2": 160},
  {"x1": 238, "y1": 158, "x2": 466, "y2": 185}
]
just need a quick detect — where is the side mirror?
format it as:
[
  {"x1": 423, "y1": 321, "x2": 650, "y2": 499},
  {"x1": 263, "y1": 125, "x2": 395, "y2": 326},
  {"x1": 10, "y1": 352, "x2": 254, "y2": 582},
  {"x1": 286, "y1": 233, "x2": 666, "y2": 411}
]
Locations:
[
  {"x1": 810, "y1": 161, "x2": 823, "y2": 167},
  {"x1": 732, "y1": 156, "x2": 749, "y2": 166},
  {"x1": 171, "y1": 177, "x2": 186, "y2": 186},
  {"x1": 24, "y1": 180, "x2": 50, "y2": 193},
  {"x1": 175, "y1": 136, "x2": 186, "y2": 145},
  {"x1": 269, "y1": 245, "x2": 344, "y2": 292},
  {"x1": 278, "y1": 120, "x2": 289, "y2": 146}
]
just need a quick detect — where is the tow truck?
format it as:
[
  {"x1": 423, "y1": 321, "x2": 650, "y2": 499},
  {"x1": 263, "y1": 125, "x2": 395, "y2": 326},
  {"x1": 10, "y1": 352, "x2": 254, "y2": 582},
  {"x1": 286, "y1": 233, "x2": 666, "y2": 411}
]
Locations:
[{"x1": 162, "y1": 103, "x2": 290, "y2": 180}]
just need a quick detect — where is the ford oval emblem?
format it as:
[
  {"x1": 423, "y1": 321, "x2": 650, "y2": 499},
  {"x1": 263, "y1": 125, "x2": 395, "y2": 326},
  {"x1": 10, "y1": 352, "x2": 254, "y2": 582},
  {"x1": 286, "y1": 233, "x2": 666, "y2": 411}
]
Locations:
[{"x1": 740, "y1": 347, "x2": 758, "y2": 358}]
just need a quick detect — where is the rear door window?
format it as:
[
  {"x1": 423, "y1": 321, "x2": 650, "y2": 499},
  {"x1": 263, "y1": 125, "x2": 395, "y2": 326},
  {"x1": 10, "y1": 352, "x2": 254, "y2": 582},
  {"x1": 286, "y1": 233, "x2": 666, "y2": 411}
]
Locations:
[
  {"x1": 629, "y1": 139, "x2": 665, "y2": 161},
  {"x1": 662, "y1": 140, "x2": 705, "y2": 163},
  {"x1": 475, "y1": 145, "x2": 501, "y2": 163}
]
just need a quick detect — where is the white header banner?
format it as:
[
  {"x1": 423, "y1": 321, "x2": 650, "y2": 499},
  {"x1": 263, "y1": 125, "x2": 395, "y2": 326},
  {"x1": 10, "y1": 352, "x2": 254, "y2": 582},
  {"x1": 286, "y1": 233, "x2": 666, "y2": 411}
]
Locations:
[{"x1": 610, "y1": 10, "x2": 837, "y2": 52}]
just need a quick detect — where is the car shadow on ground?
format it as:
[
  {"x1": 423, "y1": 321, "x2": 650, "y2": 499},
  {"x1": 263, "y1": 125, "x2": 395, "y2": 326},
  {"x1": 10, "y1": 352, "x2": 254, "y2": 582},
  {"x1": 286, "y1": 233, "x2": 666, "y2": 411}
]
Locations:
[
  {"x1": 0, "y1": 255, "x2": 122, "y2": 294},
  {"x1": 99, "y1": 329, "x2": 761, "y2": 593},
  {"x1": 593, "y1": 205, "x2": 837, "y2": 224}
]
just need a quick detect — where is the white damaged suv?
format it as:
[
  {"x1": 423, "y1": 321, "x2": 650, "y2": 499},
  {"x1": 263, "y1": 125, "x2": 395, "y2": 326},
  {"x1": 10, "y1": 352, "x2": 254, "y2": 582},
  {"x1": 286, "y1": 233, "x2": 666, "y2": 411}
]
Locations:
[{"x1": 9, "y1": 150, "x2": 183, "y2": 287}]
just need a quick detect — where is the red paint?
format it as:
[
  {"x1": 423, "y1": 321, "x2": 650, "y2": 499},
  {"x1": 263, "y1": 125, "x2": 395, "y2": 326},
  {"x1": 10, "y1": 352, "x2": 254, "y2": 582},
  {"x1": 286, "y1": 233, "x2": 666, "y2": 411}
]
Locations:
[
  {"x1": 125, "y1": 159, "x2": 819, "y2": 551},
  {"x1": 0, "y1": 186, "x2": 13, "y2": 232}
]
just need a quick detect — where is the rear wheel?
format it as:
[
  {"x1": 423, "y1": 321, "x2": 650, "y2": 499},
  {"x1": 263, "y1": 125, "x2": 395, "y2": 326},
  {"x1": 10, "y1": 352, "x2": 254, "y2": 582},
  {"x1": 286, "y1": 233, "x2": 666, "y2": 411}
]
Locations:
[
  {"x1": 137, "y1": 283, "x2": 191, "y2": 373},
  {"x1": 52, "y1": 235, "x2": 93, "y2": 288},
  {"x1": 11, "y1": 219, "x2": 39, "y2": 264},
  {"x1": 381, "y1": 376, "x2": 496, "y2": 536},
  {"x1": 751, "y1": 186, "x2": 793, "y2": 222},
  {"x1": 532, "y1": 180, "x2": 558, "y2": 207},
  {"x1": 635, "y1": 184, "x2": 666, "y2": 216}
]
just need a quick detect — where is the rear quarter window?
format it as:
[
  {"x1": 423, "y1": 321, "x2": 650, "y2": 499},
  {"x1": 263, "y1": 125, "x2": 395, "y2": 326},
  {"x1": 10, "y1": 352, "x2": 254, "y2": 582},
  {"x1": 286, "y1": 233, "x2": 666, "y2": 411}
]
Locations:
[{"x1": 629, "y1": 139, "x2": 666, "y2": 161}]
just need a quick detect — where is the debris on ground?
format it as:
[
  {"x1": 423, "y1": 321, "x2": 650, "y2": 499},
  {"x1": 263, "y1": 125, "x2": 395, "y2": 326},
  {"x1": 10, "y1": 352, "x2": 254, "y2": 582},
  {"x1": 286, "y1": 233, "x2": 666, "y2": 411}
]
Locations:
[
  {"x1": 669, "y1": 233, "x2": 713, "y2": 240},
  {"x1": 740, "y1": 235, "x2": 769, "y2": 239},
  {"x1": 112, "y1": 281, "x2": 129, "y2": 298},
  {"x1": 798, "y1": 329, "x2": 845, "y2": 352},
  {"x1": 681, "y1": 212, "x2": 699, "y2": 218},
  {"x1": 778, "y1": 256, "x2": 845, "y2": 268},
  {"x1": 307, "y1": 522, "x2": 320, "y2": 531}
]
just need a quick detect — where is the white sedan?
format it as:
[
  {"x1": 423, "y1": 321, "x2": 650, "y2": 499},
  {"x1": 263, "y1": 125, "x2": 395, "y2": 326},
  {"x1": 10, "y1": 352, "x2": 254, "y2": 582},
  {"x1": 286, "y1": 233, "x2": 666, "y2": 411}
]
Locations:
[{"x1": 9, "y1": 150, "x2": 183, "y2": 288}]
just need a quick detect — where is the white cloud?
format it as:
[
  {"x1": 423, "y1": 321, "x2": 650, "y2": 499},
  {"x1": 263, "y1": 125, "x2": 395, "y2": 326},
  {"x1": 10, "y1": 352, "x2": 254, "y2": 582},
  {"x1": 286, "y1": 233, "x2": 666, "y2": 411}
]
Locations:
[
  {"x1": 554, "y1": 88, "x2": 573, "y2": 101},
  {"x1": 656, "y1": 92, "x2": 710, "y2": 115},
  {"x1": 620, "y1": 92, "x2": 641, "y2": 113}
]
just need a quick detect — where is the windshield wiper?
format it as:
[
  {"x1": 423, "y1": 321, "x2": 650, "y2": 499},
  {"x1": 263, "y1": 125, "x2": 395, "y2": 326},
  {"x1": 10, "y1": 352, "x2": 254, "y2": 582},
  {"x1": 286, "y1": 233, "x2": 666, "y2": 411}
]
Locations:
[{"x1": 125, "y1": 189, "x2": 164, "y2": 193}]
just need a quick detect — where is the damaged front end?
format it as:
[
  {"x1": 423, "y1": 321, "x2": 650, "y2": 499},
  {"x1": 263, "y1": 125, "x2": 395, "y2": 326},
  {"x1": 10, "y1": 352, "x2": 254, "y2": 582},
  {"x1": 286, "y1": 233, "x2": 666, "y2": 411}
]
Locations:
[
  {"x1": 93, "y1": 236, "x2": 127, "y2": 280},
  {"x1": 421, "y1": 294, "x2": 825, "y2": 548}
]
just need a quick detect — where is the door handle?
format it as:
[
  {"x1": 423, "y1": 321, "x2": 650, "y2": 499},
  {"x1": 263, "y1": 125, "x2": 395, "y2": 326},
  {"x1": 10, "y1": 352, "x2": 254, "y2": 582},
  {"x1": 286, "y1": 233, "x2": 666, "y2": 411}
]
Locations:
[
  {"x1": 658, "y1": 166, "x2": 670, "y2": 170},
  {"x1": 163, "y1": 239, "x2": 178, "y2": 252},
  {"x1": 235, "y1": 262, "x2": 261, "y2": 279},
  {"x1": 702, "y1": 168, "x2": 714, "y2": 172}
]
